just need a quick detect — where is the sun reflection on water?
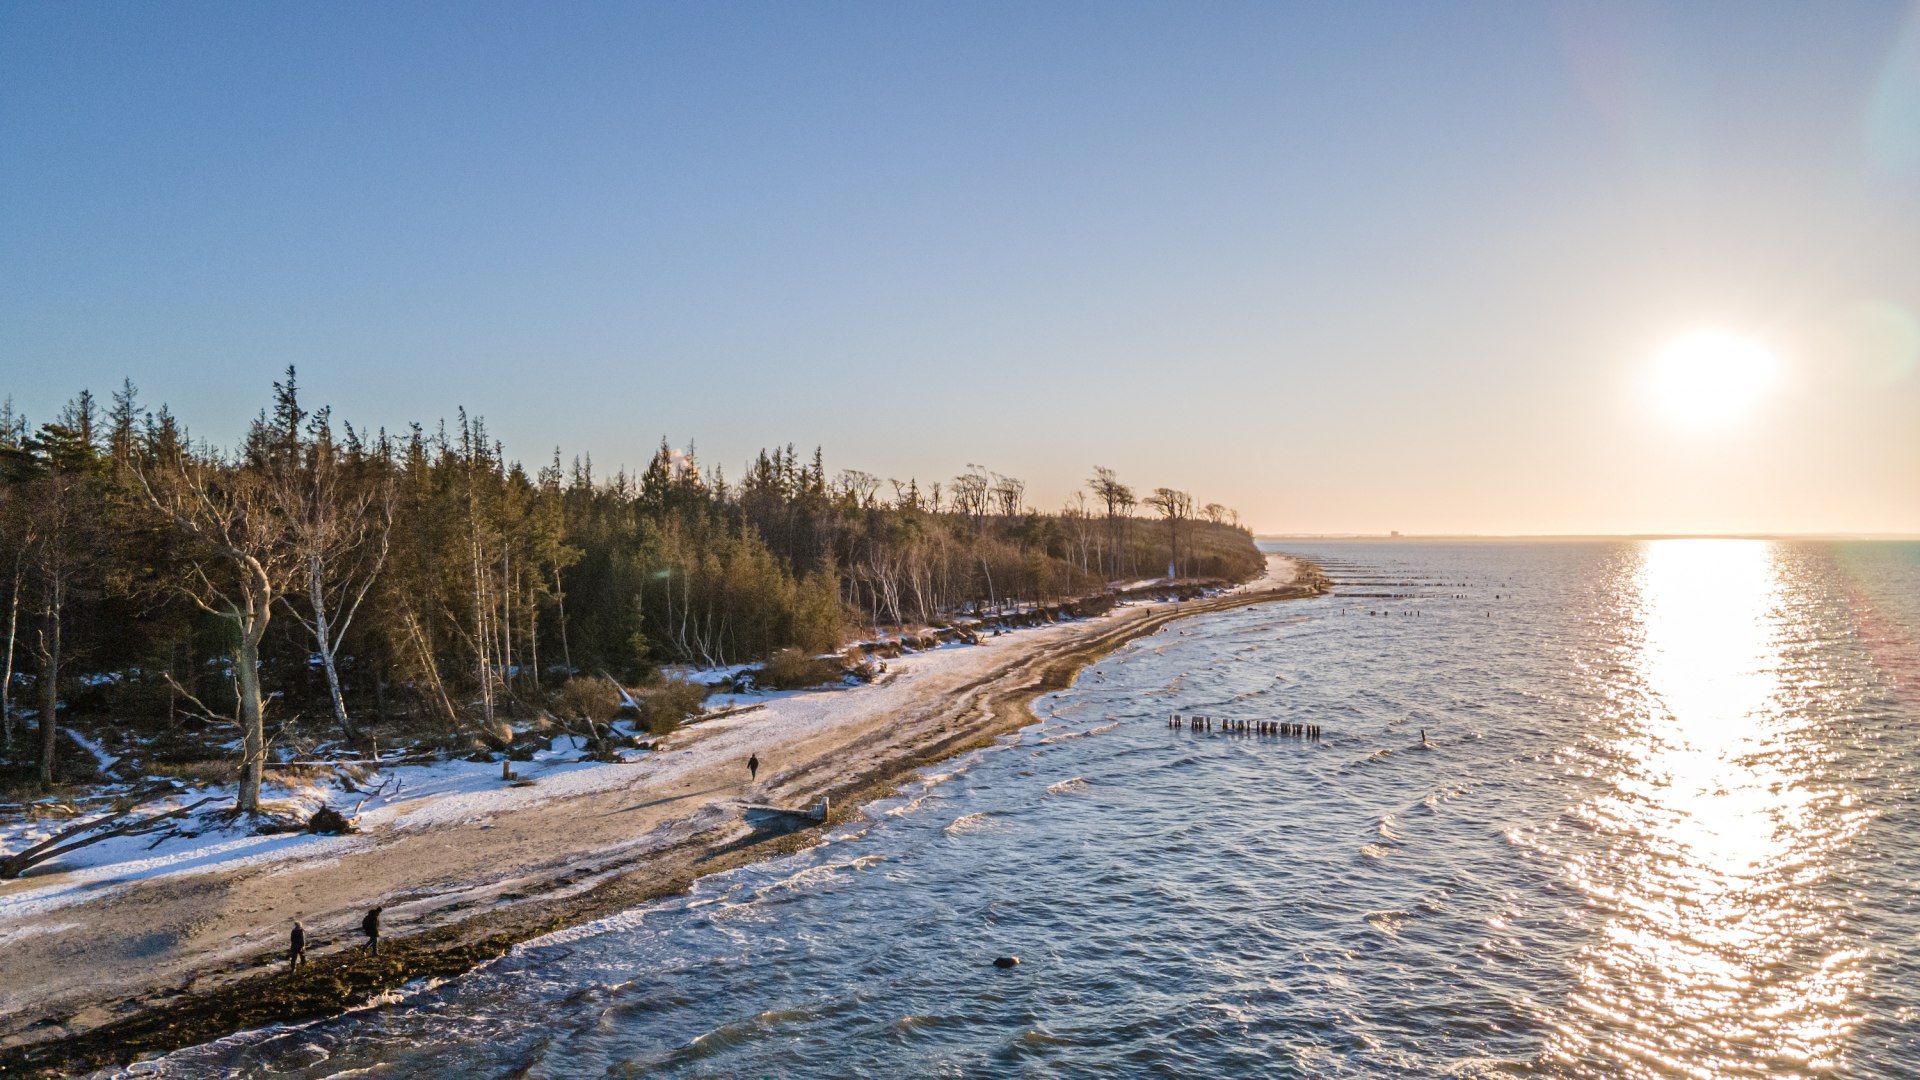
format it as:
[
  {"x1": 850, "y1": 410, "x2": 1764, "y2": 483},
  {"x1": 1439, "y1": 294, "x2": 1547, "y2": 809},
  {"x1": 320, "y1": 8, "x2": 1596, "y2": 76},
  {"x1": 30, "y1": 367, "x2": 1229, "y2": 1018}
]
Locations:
[{"x1": 1549, "y1": 539, "x2": 1869, "y2": 1077}]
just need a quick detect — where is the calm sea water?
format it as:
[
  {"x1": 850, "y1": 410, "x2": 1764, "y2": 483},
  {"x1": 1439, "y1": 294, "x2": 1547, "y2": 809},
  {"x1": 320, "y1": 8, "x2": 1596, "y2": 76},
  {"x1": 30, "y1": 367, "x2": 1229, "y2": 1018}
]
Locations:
[{"x1": 133, "y1": 540, "x2": 1920, "y2": 1079}]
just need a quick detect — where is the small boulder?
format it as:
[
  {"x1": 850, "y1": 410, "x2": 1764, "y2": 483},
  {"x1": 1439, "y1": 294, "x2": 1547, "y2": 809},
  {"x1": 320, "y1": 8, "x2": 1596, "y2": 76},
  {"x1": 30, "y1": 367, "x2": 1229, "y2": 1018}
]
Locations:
[{"x1": 993, "y1": 956, "x2": 1020, "y2": 969}]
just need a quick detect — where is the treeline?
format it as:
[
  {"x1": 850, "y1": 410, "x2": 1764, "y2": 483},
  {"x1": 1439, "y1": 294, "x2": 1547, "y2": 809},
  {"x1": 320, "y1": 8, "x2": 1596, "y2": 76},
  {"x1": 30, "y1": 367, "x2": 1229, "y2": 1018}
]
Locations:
[{"x1": 0, "y1": 371, "x2": 1261, "y2": 807}]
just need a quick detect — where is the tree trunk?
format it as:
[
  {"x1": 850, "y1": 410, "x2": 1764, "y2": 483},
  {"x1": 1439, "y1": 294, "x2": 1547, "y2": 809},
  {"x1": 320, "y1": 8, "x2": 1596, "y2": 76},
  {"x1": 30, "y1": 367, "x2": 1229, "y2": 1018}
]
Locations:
[
  {"x1": 500, "y1": 547, "x2": 512, "y2": 694},
  {"x1": 2, "y1": 556, "x2": 20, "y2": 752},
  {"x1": 471, "y1": 530, "x2": 494, "y2": 730},
  {"x1": 528, "y1": 596, "x2": 540, "y2": 691},
  {"x1": 36, "y1": 578, "x2": 62, "y2": 788},
  {"x1": 553, "y1": 565, "x2": 572, "y2": 676},
  {"x1": 233, "y1": 626, "x2": 266, "y2": 814},
  {"x1": 401, "y1": 606, "x2": 459, "y2": 730},
  {"x1": 309, "y1": 555, "x2": 357, "y2": 741}
]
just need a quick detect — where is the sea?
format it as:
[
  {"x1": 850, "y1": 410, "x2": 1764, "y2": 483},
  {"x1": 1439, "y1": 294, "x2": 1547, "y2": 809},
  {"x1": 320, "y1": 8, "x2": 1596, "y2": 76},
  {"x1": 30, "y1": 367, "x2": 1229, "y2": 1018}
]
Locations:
[{"x1": 128, "y1": 539, "x2": 1920, "y2": 1078}]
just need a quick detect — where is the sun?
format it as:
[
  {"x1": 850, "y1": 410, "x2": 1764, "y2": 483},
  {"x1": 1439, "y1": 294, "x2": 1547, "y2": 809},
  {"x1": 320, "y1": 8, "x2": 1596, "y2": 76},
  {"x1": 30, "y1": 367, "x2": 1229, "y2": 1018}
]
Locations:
[{"x1": 1649, "y1": 331, "x2": 1780, "y2": 430}]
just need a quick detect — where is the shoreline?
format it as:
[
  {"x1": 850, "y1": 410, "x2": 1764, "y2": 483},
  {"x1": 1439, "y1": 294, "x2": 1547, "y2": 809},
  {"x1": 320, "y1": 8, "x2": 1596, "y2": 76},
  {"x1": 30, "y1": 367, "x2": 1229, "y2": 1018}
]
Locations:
[{"x1": 0, "y1": 555, "x2": 1327, "y2": 1077}]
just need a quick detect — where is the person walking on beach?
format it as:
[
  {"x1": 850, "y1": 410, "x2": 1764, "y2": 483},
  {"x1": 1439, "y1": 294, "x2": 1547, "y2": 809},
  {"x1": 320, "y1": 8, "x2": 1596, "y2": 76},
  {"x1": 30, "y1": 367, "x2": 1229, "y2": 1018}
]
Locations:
[
  {"x1": 289, "y1": 921, "x2": 306, "y2": 970},
  {"x1": 748, "y1": 753, "x2": 760, "y2": 782},
  {"x1": 362, "y1": 906, "x2": 383, "y2": 956}
]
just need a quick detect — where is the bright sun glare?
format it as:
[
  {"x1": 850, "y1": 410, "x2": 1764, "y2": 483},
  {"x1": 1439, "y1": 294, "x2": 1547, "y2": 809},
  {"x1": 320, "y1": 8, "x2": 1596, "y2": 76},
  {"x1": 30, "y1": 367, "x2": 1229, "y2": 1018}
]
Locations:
[{"x1": 1650, "y1": 331, "x2": 1781, "y2": 430}]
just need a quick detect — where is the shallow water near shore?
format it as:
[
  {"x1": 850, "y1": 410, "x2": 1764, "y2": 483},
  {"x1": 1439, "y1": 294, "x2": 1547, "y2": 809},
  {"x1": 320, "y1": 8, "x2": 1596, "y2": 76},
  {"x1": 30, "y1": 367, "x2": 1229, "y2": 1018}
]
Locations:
[{"x1": 128, "y1": 540, "x2": 1920, "y2": 1078}]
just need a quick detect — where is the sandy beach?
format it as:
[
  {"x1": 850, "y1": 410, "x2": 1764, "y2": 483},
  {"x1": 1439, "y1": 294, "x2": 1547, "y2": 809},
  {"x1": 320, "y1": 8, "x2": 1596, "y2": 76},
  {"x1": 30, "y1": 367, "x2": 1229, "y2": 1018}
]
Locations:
[{"x1": 0, "y1": 555, "x2": 1321, "y2": 1076}]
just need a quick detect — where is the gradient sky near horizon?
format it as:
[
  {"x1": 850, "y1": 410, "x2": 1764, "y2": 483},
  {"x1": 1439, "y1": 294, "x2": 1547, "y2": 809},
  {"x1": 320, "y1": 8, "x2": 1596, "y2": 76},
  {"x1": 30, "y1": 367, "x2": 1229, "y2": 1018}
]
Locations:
[{"x1": 4, "y1": 2, "x2": 1918, "y2": 535}]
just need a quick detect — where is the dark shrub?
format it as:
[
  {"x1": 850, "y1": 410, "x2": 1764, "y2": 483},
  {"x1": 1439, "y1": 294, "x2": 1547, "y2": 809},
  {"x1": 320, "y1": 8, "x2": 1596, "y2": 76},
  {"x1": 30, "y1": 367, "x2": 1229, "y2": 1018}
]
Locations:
[
  {"x1": 639, "y1": 677, "x2": 706, "y2": 736},
  {"x1": 758, "y1": 649, "x2": 842, "y2": 690},
  {"x1": 555, "y1": 677, "x2": 621, "y2": 726}
]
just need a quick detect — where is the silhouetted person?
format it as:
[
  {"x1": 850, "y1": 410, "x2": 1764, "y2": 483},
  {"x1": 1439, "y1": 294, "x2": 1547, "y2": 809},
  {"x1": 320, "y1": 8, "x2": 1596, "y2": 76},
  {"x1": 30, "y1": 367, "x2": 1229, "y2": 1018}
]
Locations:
[
  {"x1": 289, "y1": 921, "x2": 306, "y2": 970},
  {"x1": 748, "y1": 753, "x2": 760, "y2": 781},
  {"x1": 362, "y1": 906, "x2": 382, "y2": 956}
]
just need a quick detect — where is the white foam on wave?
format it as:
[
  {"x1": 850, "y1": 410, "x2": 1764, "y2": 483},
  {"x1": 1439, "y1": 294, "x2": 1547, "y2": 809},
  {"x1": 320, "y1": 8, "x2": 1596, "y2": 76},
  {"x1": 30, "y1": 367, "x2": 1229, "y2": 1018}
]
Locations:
[
  {"x1": 1045, "y1": 777, "x2": 1089, "y2": 795},
  {"x1": 880, "y1": 796, "x2": 926, "y2": 818},
  {"x1": 944, "y1": 811, "x2": 997, "y2": 835},
  {"x1": 755, "y1": 852, "x2": 886, "y2": 899},
  {"x1": 1036, "y1": 720, "x2": 1117, "y2": 744},
  {"x1": 1365, "y1": 908, "x2": 1408, "y2": 934}
]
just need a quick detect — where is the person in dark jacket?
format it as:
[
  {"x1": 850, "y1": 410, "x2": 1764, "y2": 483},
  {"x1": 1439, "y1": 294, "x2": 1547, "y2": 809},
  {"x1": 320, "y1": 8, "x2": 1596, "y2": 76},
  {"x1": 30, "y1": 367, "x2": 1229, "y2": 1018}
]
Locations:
[
  {"x1": 748, "y1": 753, "x2": 760, "y2": 782},
  {"x1": 362, "y1": 906, "x2": 383, "y2": 956},
  {"x1": 290, "y1": 921, "x2": 306, "y2": 970}
]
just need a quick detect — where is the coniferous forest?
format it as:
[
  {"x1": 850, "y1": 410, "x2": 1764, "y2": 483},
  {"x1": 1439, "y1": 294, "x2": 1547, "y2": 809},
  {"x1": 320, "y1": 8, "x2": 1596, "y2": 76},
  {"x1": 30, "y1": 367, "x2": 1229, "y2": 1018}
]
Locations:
[{"x1": 0, "y1": 371, "x2": 1261, "y2": 810}]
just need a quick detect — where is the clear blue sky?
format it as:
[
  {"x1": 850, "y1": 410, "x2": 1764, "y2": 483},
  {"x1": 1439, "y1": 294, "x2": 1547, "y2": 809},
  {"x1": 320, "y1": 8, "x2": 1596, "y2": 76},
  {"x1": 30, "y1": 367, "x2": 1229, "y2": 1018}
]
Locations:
[{"x1": 4, "y1": 2, "x2": 1917, "y2": 533}]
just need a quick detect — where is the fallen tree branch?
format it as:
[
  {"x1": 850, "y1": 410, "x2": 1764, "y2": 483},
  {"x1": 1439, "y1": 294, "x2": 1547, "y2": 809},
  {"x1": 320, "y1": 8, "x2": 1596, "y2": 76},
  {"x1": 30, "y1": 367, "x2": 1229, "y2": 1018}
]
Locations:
[{"x1": 1, "y1": 796, "x2": 219, "y2": 879}]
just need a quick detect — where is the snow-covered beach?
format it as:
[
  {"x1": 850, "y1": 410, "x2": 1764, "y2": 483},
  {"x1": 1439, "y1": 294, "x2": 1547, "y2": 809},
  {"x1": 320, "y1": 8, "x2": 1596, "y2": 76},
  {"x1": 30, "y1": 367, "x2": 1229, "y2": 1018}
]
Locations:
[{"x1": 0, "y1": 556, "x2": 1317, "y2": 1073}]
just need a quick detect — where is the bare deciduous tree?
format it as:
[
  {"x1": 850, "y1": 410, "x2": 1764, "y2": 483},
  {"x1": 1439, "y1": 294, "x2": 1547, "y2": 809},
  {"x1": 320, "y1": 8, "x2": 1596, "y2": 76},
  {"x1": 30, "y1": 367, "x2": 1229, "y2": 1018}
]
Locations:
[
  {"x1": 137, "y1": 436, "x2": 300, "y2": 813},
  {"x1": 952, "y1": 466, "x2": 991, "y2": 530},
  {"x1": 991, "y1": 473, "x2": 1025, "y2": 519},
  {"x1": 1146, "y1": 487, "x2": 1193, "y2": 580},
  {"x1": 1063, "y1": 491, "x2": 1095, "y2": 575},
  {"x1": 271, "y1": 402, "x2": 394, "y2": 743},
  {"x1": 1088, "y1": 466, "x2": 1135, "y2": 581},
  {"x1": 834, "y1": 469, "x2": 882, "y2": 509}
]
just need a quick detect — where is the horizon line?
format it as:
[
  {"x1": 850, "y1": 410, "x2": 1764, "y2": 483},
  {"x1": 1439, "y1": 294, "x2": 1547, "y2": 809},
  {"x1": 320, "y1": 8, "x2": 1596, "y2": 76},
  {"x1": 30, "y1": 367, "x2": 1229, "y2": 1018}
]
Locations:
[{"x1": 1256, "y1": 532, "x2": 1920, "y2": 542}]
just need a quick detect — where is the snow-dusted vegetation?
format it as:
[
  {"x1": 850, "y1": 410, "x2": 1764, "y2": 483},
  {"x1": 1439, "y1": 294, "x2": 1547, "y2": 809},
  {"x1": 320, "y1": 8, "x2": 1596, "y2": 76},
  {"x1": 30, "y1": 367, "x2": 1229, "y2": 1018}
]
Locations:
[{"x1": 0, "y1": 371, "x2": 1259, "y2": 843}]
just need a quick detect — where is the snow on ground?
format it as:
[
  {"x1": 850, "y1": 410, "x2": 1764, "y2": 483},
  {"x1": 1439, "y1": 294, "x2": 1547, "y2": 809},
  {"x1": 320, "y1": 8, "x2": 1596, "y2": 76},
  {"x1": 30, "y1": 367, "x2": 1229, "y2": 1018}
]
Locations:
[
  {"x1": 0, "y1": 733, "x2": 671, "y2": 922},
  {"x1": 63, "y1": 727, "x2": 120, "y2": 774},
  {"x1": 0, "y1": 567, "x2": 1287, "y2": 928},
  {"x1": 664, "y1": 663, "x2": 757, "y2": 687}
]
